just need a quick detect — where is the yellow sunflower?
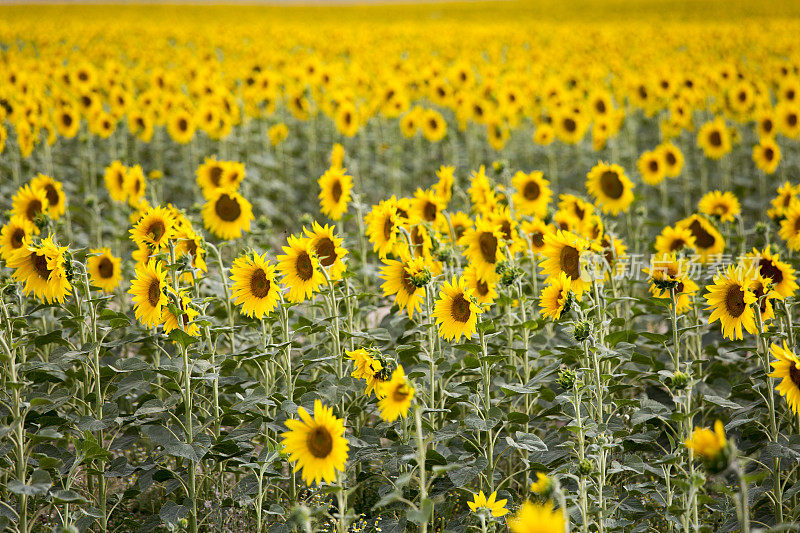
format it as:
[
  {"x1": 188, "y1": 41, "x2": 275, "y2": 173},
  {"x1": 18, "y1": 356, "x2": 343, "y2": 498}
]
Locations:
[
  {"x1": 704, "y1": 265, "x2": 757, "y2": 340},
  {"x1": 412, "y1": 188, "x2": 445, "y2": 228},
  {"x1": 230, "y1": 252, "x2": 281, "y2": 319},
  {"x1": 508, "y1": 501, "x2": 565, "y2": 533},
  {"x1": 643, "y1": 254, "x2": 699, "y2": 314},
  {"x1": 129, "y1": 205, "x2": 176, "y2": 251},
  {"x1": 277, "y1": 235, "x2": 325, "y2": 303},
  {"x1": 380, "y1": 253, "x2": 426, "y2": 318},
  {"x1": 128, "y1": 259, "x2": 168, "y2": 329},
  {"x1": 196, "y1": 157, "x2": 227, "y2": 196},
  {"x1": 433, "y1": 165, "x2": 455, "y2": 205},
  {"x1": 746, "y1": 247, "x2": 797, "y2": 299},
  {"x1": 676, "y1": 215, "x2": 725, "y2": 263},
  {"x1": 124, "y1": 165, "x2": 146, "y2": 204},
  {"x1": 377, "y1": 365, "x2": 415, "y2": 422},
  {"x1": 365, "y1": 198, "x2": 401, "y2": 258},
  {"x1": 753, "y1": 137, "x2": 781, "y2": 174},
  {"x1": 685, "y1": 420, "x2": 727, "y2": 462},
  {"x1": 459, "y1": 217, "x2": 504, "y2": 278},
  {"x1": 468, "y1": 491, "x2": 509, "y2": 518},
  {"x1": 697, "y1": 117, "x2": 732, "y2": 160},
  {"x1": 654, "y1": 225, "x2": 696, "y2": 255},
  {"x1": 433, "y1": 276, "x2": 483, "y2": 341},
  {"x1": 421, "y1": 109, "x2": 447, "y2": 142},
  {"x1": 511, "y1": 171, "x2": 551, "y2": 218},
  {"x1": 7, "y1": 237, "x2": 72, "y2": 304},
  {"x1": 779, "y1": 201, "x2": 800, "y2": 251},
  {"x1": 174, "y1": 228, "x2": 208, "y2": 282},
  {"x1": 586, "y1": 162, "x2": 634, "y2": 215},
  {"x1": 468, "y1": 166, "x2": 498, "y2": 215},
  {"x1": 281, "y1": 400, "x2": 349, "y2": 486},
  {"x1": 539, "y1": 271, "x2": 573, "y2": 321},
  {"x1": 104, "y1": 161, "x2": 129, "y2": 203},
  {"x1": 539, "y1": 230, "x2": 594, "y2": 297},
  {"x1": 656, "y1": 142, "x2": 685, "y2": 178},
  {"x1": 162, "y1": 288, "x2": 200, "y2": 337},
  {"x1": 520, "y1": 218, "x2": 554, "y2": 256},
  {"x1": 770, "y1": 182, "x2": 800, "y2": 220},
  {"x1": 447, "y1": 211, "x2": 474, "y2": 243},
  {"x1": 0, "y1": 215, "x2": 36, "y2": 261},
  {"x1": 11, "y1": 184, "x2": 48, "y2": 229},
  {"x1": 87, "y1": 248, "x2": 122, "y2": 293},
  {"x1": 304, "y1": 222, "x2": 348, "y2": 281},
  {"x1": 202, "y1": 188, "x2": 253, "y2": 240},
  {"x1": 768, "y1": 341, "x2": 800, "y2": 415},
  {"x1": 167, "y1": 109, "x2": 195, "y2": 144},
  {"x1": 347, "y1": 348, "x2": 384, "y2": 397},
  {"x1": 30, "y1": 174, "x2": 66, "y2": 220},
  {"x1": 464, "y1": 263, "x2": 499, "y2": 306},
  {"x1": 318, "y1": 166, "x2": 353, "y2": 221},
  {"x1": 637, "y1": 150, "x2": 665, "y2": 186},
  {"x1": 698, "y1": 191, "x2": 740, "y2": 223}
]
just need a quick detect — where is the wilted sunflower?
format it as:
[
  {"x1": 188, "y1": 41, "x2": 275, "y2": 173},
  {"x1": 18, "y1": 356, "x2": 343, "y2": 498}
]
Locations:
[
  {"x1": 104, "y1": 161, "x2": 128, "y2": 203},
  {"x1": 128, "y1": 259, "x2": 168, "y2": 329},
  {"x1": 318, "y1": 166, "x2": 353, "y2": 221},
  {"x1": 0, "y1": 215, "x2": 36, "y2": 261},
  {"x1": 654, "y1": 225, "x2": 696, "y2": 255},
  {"x1": 697, "y1": 118, "x2": 732, "y2": 160},
  {"x1": 30, "y1": 174, "x2": 66, "y2": 220},
  {"x1": 586, "y1": 162, "x2": 634, "y2": 215},
  {"x1": 304, "y1": 222, "x2": 348, "y2": 281},
  {"x1": 540, "y1": 271, "x2": 573, "y2": 321},
  {"x1": 202, "y1": 188, "x2": 254, "y2": 240},
  {"x1": 704, "y1": 265, "x2": 757, "y2": 340},
  {"x1": 637, "y1": 150, "x2": 665, "y2": 186},
  {"x1": 11, "y1": 184, "x2": 48, "y2": 229},
  {"x1": 745, "y1": 247, "x2": 797, "y2": 299},
  {"x1": 87, "y1": 248, "x2": 121, "y2": 293},
  {"x1": 380, "y1": 253, "x2": 426, "y2": 318},
  {"x1": 7, "y1": 237, "x2": 72, "y2": 303},
  {"x1": 277, "y1": 235, "x2": 325, "y2": 303},
  {"x1": 753, "y1": 137, "x2": 781, "y2": 174},
  {"x1": 676, "y1": 215, "x2": 725, "y2": 262},
  {"x1": 459, "y1": 217, "x2": 505, "y2": 278},
  {"x1": 464, "y1": 263, "x2": 499, "y2": 306},
  {"x1": 769, "y1": 341, "x2": 800, "y2": 415},
  {"x1": 347, "y1": 348, "x2": 384, "y2": 397},
  {"x1": 281, "y1": 400, "x2": 349, "y2": 486},
  {"x1": 130, "y1": 205, "x2": 176, "y2": 251},
  {"x1": 377, "y1": 365, "x2": 415, "y2": 421},
  {"x1": 539, "y1": 230, "x2": 594, "y2": 297},
  {"x1": 698, "y1": 191, "x2": 740, "y2": 223},
  {"x1": 365, "y1": 198, "x2": 400, "y2": 258},
  {"x1": 508, "y1": 501, "x2": 565, "y2": 533},
  {"x1": 511, "y1": 170, "x2": 551, "y2": 218},
  {"x1": 433, "y1": 276, "x2": 482, "y2": 341},
  {"x1": 230, "y1": 252, "x2": 280, "y2": 319}
]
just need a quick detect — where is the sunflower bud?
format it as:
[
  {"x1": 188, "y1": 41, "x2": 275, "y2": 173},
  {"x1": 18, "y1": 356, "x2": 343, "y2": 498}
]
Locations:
[
  {"x1": 411, "y1": 267, "x2": 431, "y2": 288},
  {"x1": 436, "y1": 245, "x2": 456, "y2": 264},
  {"x1": 573, "y1": 321, "x2": 591, "y2": 343},
  {"x1": 492, "y1": 160, "x2": 507, "y2": 175},
  {"x1": 671, "y1": 371, "x2": 689, "y2": 390},
  {"x1": 33, "y1": 211, "x2": 51, "y2": 234},
  {"x1": 299, "y1": 213, "x2": 314, "y2": 227},
  {"x1": 257, "y1": 216, "x2": 272, "y2": 231},
  {"x1": 578, "y1": 458, "x2": 593, "y2": 476},
  {"x1": 556, "y1": 368, "x2": 577, "y2": 389}
]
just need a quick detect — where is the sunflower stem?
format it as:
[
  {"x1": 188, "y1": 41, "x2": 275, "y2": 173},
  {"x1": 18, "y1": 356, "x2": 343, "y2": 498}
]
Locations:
[{"x1": 414, "y1": 405, "x2": 430, "y2": 533}]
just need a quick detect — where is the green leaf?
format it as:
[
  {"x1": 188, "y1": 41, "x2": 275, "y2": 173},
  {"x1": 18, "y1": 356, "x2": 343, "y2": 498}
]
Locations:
[
  {"x1": 8, "y1": 469, "x2": 51, "y2": 496},
  {"x1": 142, "y1": 425, "x2": 198, "y2": 462}
]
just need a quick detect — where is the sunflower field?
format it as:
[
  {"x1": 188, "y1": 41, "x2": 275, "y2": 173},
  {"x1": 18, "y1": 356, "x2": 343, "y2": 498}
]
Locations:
[{"x1": 2, "y1": 1, "x2": 800, "y2": 532}]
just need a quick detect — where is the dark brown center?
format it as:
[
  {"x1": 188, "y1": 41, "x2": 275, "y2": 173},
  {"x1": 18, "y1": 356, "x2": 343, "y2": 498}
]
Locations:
[
  {"x1": 669, "y1": 238, "x2": 686, "y2": 251},
  {"x1": 599, "y1": 170, "x2": 623, "y2": 199},
  {"x1": 250, "y1": 268, "x2": 270, "y2": 298},
  {"x1": 11, "y1": 228, "x2": 25, "y2": 249},
  {"x1": 759, "y1": 258, "x2": 784, "y2": 285},
  {"x1": 295, "y1": 252, "x2": 313, "y2": 281},
  {"x1": 306, "y1": 427, "x2": 333, "y2": 458},
  {"x1": 98, "y1": 257, "x2": 114, "y2": 279},
  {"x1": 563, "y1": 117, "x2": 577, "y2": 133},
  {"x1": 315, "y1": 237, "x2": 336, "y2": 267},
  {"x1": 523, "y1": 180, "x2": 541, "y2": 201},
  {"x1": 147, "y1": 221, "x2": 166, "y2": 241},
  {"x1": 709, "y1": 130, "x2": 722, "y2": 147},
  {"x1": 44, "y1": 185, "x2": 59, "y2": 206},
  {"x1": 666, "y1": 152, "x2": 677, "y2": 166},
  {"x1": 451, "y1": 294, "x2": 471, "y2": 323},
  {"x1": 26, "y1": 199, "x2": 42, "y2": 221},
  {"x1": 724, "y1": 284, "x2": 746, "y2": 318},
  {"x1": 423, "y1": 201, "x2": 437, "y2": 222},
  {"x1": 331, "y1": 180, "x2": 343, "y2": 203},
  {"x1": 790, "y1": 364, "x2": 800, "y2": 387},
  {"x1": 147, "y1": 278, "x2": 161, "y2": 307},
  {"x1": 688, "y1": 220, "x2": 715, "y2": 249},
  {"x1": 32, "y1": 252, "x2": 51, "y2": 280},
  {"x1": 478, "y1": 232, "x2": 498, "y2": 264},
  {"x1": 560, "y1": 245, "x2": 580, "y2": 280},
  {"x1": 215, "y1": 194, "x2": 242, "y2": 222},
  {"x1": 210, "y1": 166, "x2": 223, "y2": 186}
]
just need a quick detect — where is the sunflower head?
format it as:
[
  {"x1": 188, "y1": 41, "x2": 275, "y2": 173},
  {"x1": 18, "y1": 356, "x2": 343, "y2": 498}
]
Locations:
[
  {"x1": 281, "y1": 400, "x2": 349, "y2": 486},
  {"x1": 318, "y1": 166, "x2": 353, "y2": 221},
  {"x1": 377, "y1": 365, "x2": 415, "y2": 422},
  {"x1": 87, "y1": 248, "x2": 122, "y2": 293},
  {"x1": 201, "y1": 188, "x2": 254, "y2": 241},
  {"x1": 686, "y1": 420, "x2": 730, "y2": 474}
]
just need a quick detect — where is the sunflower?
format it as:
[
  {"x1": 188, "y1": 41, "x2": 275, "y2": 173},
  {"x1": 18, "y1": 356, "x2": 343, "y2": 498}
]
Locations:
[
  {"x1": 0, "y1": 216, "x2": 36, "y2": 261},
  {"x1": 130, "y1": 205, "x2": 176, "y2": 251},
  {"x1": 380, "y1": 254, "x2": 426, "y2": 318},
  {"x1": 399, "y1": 107, "x2": 421, "y2": 138},
  {"x1": 412, "y1": 188, "x2": 445, "y2": 228},
  {"x1": 553, "y1": 111, "x2": 587, "y2": 144},
  {"x1": 281, "y1": 400, "x2": 349, "y2": 486},
  {"x1": 330, "y1": 143, "x2": 345, "y2": 169},
  {"x1": 365, "y1": 198, "x2": 400, "y2": 258},
  {"x1": 196, "y1": 157, "x2": 227, "y2": 196},
  {"x1": 770, "y1": 182, "x2": 800, "y2": 220},
  {"x1": 539, "y1": 230, "x2": 594, "y2": 297},
  {"x1": 540, "y1": 271, "x2": 573, "y2": 321},
  {"x1": 557, "y1": 194, "x2": 594, "y2": 224},
  {"x1": 318, "y1": 166, "x2": 353, "y2": 221},
  {"x1": 464, "y1": 263, "x2": 499, "y2": 306},
  {"x1": 751, "y1": 273, "x2": 777, "y2": 323},
  {"x1": 433, "y1": 165, "x2": 455, "y2": 205},
  {"x1": 222, "y1": 162, "x2": 246, "y2": 190},
  {"x1": 697, "y1": 118, "x2": 732, "y2": 160},
  {"x1": 104, "y1": 161, "x2": 129, "y2": 203},
  {"x1": 654, "y1": 225, "x2": 696, "y2": 255},
  {"x1": 685, "y1": 420, "x2": 727, "y2": 462},
  {"x1": 746, "y1": 247, "x2": 798, "y2": 299},
  {"x1": 508, "y1": 501, "x2": 565, "y2": 533},
  {"x1": 459, "y1": 217, "x2": 504, "y2": 278},
  {"x1": 269, "y1": 123, "x2": 289, "y2": 147},
  {"x1": 433, "y1": 276, "x2": 483, "y2": 341},
  {"x1": 676, "y1": 215, "x2": 725, "y2": 262},
  {"x1": 7, "y1": 237, "x2": 72, "y2": 303},
  {"x1": 230, "y1": 252, "x2": 281, "y2": 319},
  {"x1": 377, "y1": 365, "x2": 415, "y2": 421},
  {"x1": 162, "y1": 288, "x2": 200, "y2": 337},
  {"x1": 11, "y1": 184, "x2": 48, "y2": 229},
  {"x1": 277, "y1": 234, "x2": 325, "y2": 303},
  {"x1": 30, "y1": 174, "x2": 66, "y2": 220},
  {"x1": 167, "y1": 109, "x2": 195, "y2": 144},
  {"x1": 87, "y1": 248, "x2": 121, "y2": 293},
  {"x1": 533, "y1": 123, "x2": 555, "y2": 146},
  {"x1": 756, "y1": 110, "x2": 776, "y2": 139},
  {"x1": 753, "y1": 137, "x2": 780, "y2": 174},
  {"x1": 334, "y1": 102, "x2": 359, "y2": 137},
  {"x1": 704, "y1": 265, "x2": 757, "y2": 340},
  {"x1": 698, "y1": 191, "x2": 740, "y2": 223},
  {"x1": 637, "y1": 150, "x2": 665, "y2": 186},
  {"x1": 777, "y1": 102, "x2": 800, "y2": 138},
  {"x1": 512, "y1": 171, "x2": 551, "y2": 218},
  {"x1": 202, "y1": 188, "x2": 253, "y2": 240},
  {"x1": 520, "y1": 218, "x2": 553, "y2": 256},
  {"x1": 768, "y1": 341, "x2": 800, "y2": 415},
  {"x1": 174, "y1": 228, "x2": 207, "y2": 281},
  {"x1": 55, "y1": 106, "x2": 80, "y2": 139},
  {"x1": 421, "y1": 109, "x2": 447, "y2": 142},
  {"x1": 468, "y1": 491, "x2": 509, "y2": 518},
  {"x1": 643, "y1": 254, "x2": 699, "y2": 314},
  {"x1": 347, "y1": 348, "x2": 384, "y2": 397},
  {"x1": 586, "y1": 162, "x2": 634, "y2": 215},
  {"x1": 467, "y1": 166, "x2": 498, "y2": 215},
  {"x1": 128, "y1": 259, "x2": 168, "y2": 329},
  {"x1": 447, "y1": 211, "x2": 474, "y2": 243},
  {"x1": 656, "y1": 142, "x2": 684, "y2": 178},
  {"x1": 124, "y1": 165, "x2": 146, "y2": 204},
  {"x1": 304, "y1": 222, "x2": 348, "y2": 281}
]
